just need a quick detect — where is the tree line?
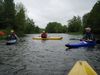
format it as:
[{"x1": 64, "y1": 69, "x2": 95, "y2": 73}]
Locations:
[
  {"x1": 0, "y1": 0, "x2": 40, "y2": 36},
  {"x1": 45, "y1": 22, "x2": 67, "y2": 33},
  {"x1": 45, "y1": 1, "x2": 100, "y2": 34},
  {"x1": 45, "y1": 16, "x2": 82, "y2": 33},
  {"x1": 0, "y1": 0, "x2": 99, "y2": 34},
  {"x1": 83, "y1": 1, "x2": 100, "y2": 34}
]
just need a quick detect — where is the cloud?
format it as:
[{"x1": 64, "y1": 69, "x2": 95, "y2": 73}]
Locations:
[{"x1": 14, "y1": 0, "x2": 97, "y2": 28}]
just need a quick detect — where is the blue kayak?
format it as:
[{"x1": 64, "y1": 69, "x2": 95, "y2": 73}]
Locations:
[
  {"x1": 6, "y1": 39, "x2": 17, "y2": 45},
  {"x1": 65, "y1": 41, "x2": 96, "y2": 48}
]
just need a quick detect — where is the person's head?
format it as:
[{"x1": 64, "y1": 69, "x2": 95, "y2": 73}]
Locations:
[
  {"x1": 42, "y1": 31, "x2": 45, "y2": 33},
  {"x1": 85, "y1": 27, "x2": 91, "y2": 33},
  {"x1": 11, "y1": 30, "x2": 14, "y2": 33}
]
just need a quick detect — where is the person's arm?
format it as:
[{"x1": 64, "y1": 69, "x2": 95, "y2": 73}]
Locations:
[
  {"x1": 81, "y1": 34, "x2": 87, "y2": 41},
  {"x1": 15, "y1": 34, "x2": 19, "y2": 40},
  {"x1": 84, "y1": 34, "x2": 95, "y2": 41},
  {"x1": 91, "y1": 34, "x2": 95, "y2": 41}
]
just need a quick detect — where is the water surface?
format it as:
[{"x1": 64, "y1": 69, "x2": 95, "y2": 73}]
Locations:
[{"x1": 0, "y1": 34, "x2": 100, "y2": 75}]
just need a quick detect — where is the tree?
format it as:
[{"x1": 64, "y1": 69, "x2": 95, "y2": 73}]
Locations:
[
  {"x1": 45, "y1": 22, "x2": 56, "y2": 33},
  {"x1": 54, "y1": 23, "x2": 63, "y2": 33},
  {"x1": 15, "y1": 3, "x2": 26, "y2": 35},
  {"x1": 34, "y1": 26, "x2": 40, "y2": 33},
  {"x1": 45, "y1": 22, "x2": 64, "y2": 33},
  {"x1": 62, "y1": 25, "x2": 68, "y2": 33},
  {"x1": 82, "y1": 13, "x2": 90, "y2": 28},
  {"x1": 0, "y1": 0, "x2": 4, "y2": 29},
  {"x1": 3, "y1": 0, "x2": 16, "y2": 29},
  {"x1": 86, "y1": 1, "x2": 100, "y2": 34},
  {"x1": 0, "y1": 0, "x2": 40, "y2": 35},
  {"x1": 68, "y1": 16, "x2": 82, "y2": 32},
  {"x1": 82, "y1": 1, "x2": 100, "y2": 34},
  {"x1": 25, "y1": 18, "x2": 40, "y2": 33}
]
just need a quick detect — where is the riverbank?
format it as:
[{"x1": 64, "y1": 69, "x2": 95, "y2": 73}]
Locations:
[
  {"x1": 0, "y1": 36, "x2": 6, "y2": 40},
  {"x1": 0, "y1": 29, "x2": 25, "y2": 41}
]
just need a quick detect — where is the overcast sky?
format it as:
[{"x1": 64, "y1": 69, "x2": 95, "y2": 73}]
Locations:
[{"x1": 14, "y1": 0, "x2": 97, "y2": 28}]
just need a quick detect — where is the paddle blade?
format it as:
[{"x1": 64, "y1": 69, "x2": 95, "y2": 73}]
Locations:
[{"x1": 96, "y1": 40, "x2": 100, "y2": 44}]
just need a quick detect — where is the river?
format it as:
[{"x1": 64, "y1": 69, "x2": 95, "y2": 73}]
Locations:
[{"x1": 0, "y1": 34, "x2": 100, "y2": 75}]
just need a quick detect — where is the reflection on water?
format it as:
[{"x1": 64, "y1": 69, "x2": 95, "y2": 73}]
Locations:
[{"x1": 0, "y1": 34, "x2": 100, "y2": 75}]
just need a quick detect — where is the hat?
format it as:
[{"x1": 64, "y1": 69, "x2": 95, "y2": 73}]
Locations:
[
  {"x1": 85, "y1": 27, "x2": 91, "y2": 31},
  {"x1": 11, "y1": 30, "x2": 14, "y2": 33},
  {"x1": 43, "y1": 31, "x2": 45, "y2": 33}
]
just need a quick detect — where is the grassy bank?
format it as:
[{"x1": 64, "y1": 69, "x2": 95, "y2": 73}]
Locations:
[{"x1": 0, "y1": 36, "x2": 7, "y2": 40}]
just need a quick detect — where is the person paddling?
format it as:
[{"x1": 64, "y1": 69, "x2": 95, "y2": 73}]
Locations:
[
  {"x1": 7, "y1": 30, "x2": 19, "y2": 40},
  {"x1": 82, "y1": 27, "x2": 95, "y2": 41},
  {"x1": 41, "y1": 31, "x2": 47, "y2": 38}
]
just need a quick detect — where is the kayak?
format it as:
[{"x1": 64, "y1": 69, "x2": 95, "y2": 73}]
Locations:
[
  {"x1": 68, "y1": 61, "x2": 97, "y2": 75},
  {"x1": 65, "y1": 41, "x2": 96, "y2": 48},
  {"x1": 32, "y1": 37, "x2": 63, "y2": 40},
  {"x1": 6, "y1": 39, "x2": 17, "y2": 45}
]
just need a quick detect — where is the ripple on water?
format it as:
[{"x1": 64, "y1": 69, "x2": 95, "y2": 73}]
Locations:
[{"x1": 0, "y1": 34, "x2": 100, "y2": 75}]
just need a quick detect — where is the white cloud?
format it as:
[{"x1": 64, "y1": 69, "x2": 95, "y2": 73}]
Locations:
[{"x1": 14, "y1": 0, "x2": 97, "y2": 28}]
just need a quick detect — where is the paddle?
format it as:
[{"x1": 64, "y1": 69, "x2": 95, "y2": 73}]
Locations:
[
  {"x1": 69, "y1": 38, "x2": 100, "y2": 44},
  {"x1": 96, "y1": 40, "x2": 100, "y2": 44},
  {"x1": 69, "y1": 38, "x2": 80, "y2": 40}
]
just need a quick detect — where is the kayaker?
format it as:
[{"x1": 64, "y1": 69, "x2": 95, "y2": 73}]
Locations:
[
  {"x1": 82, "y1": 27, "x2": 95, "y2": 41},
  {"x1": 41, "y1": 31, "x2": 47, "y2": 38},
  {"x1": 7, "y1": 30, "x2": 19, "y2": 40}
]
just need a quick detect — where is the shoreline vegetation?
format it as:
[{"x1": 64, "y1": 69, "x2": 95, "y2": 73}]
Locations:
[
  {"x1": 67, "y1": 32, "x2": 82, "y2": 35},
  {"x1": 0, "y1": 0, "x2": 100, "y2": 40}
]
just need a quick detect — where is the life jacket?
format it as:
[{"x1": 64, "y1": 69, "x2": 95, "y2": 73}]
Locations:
[
  {"x1": 9, "y1": 33, "x2": 17, "y2": 40},
  {"x1": 83, "y1": 32, "x2": 95, "y2": 41},
  {"x1": 41, "y1": 33, "x2": 47, "y2": 38}
]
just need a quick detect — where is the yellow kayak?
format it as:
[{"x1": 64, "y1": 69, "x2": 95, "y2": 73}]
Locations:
[
  {"x1": 68, "y1": 61, "x2": 97, "y2": 75},
  {"x1": 32, "y1": 37, "x2": 63, "y2": 40}
]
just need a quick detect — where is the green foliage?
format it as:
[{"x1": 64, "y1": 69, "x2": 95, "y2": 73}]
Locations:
[
  {"x1": 3, "y1": 0, "x2": 16, "y2": 28},
  {"x1": 0, "y1": 0, "x2": 40, "y2": 36},
  {"x1": 25, "y1": 18, "x2": 40, "y2": 34},
  {"x1": 34, "y1": 26, "x2": 40, "y2": 33},
  {"x1": 83, "y1": 1, "x2": 100, "y2": 34},
  {"x1": 15, "y1": 3, "x2": 26, "y2": 35},
  {"x1": 62, "y1": 25, "x2": 68, "y2": 33},
  {"x1": 82, "y1": 13, "x2": 90, "y2": 28},
  {"x1": 45, "y1": 22, "x2": 56, "y2": 33},
  {"x1": 25, "y1": 18, "x2": 35, "y2": 34},
  {"x1": 68, "y1": 16, "x2": 82, "y2": 32},
  {"x1": 0, "y1": 0, "x2": 5, "y2": 29},
  {"x1": 45, "y1": 22, "x2": 67, "y2": 33}
]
